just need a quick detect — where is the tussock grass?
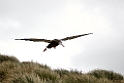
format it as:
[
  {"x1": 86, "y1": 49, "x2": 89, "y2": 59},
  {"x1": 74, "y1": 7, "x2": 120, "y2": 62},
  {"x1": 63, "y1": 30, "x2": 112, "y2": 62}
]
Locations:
[
  {"x1": 0, "y1": 54, "x2": 19, "y2": 63},
  {"x1": 87, "y1": 69, "x2": 123, "y2": 81},
  {"x1": 0, "y1": 54, "x2": 124, "y2": 83},
  {"x1": 5, "y1": 72, "x2": 42, "y2": 83}
]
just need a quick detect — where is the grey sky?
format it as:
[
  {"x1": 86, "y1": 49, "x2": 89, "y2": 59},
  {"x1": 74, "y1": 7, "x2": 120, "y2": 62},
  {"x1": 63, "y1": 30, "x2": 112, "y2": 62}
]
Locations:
[{"x1": 0, "y1": 0, "x2": 124, "y2": 75}]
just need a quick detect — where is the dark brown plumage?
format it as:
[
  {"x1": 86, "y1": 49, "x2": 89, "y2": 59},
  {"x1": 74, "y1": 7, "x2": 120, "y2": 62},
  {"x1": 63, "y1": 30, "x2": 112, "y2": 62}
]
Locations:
[{"x1": 15, "y1": 33, "x2": 93, "y2": 52}]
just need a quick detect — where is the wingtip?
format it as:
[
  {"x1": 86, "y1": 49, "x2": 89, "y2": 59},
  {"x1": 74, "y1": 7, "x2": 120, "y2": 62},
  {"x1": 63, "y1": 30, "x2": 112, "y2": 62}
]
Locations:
[
  {"x1": 88, "y1": 33, "x2": 93, "y2": 34},
  {"x1": 15, "y1": 39, "x2": 20, "y2": 40}
]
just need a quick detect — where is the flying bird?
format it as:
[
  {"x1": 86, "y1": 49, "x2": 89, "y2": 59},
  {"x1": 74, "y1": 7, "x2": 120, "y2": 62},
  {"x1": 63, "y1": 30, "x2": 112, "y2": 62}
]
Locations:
[{"x1": 15, "y1": 33, "x2": 93, "y2": 52}]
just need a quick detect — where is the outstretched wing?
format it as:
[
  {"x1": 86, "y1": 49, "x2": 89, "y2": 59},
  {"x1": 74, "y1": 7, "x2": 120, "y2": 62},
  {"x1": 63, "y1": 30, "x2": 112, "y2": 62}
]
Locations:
[
  {"x1": 15, "y1": 38, "x2": 51, "y2": 43},
  {"x1": 61, "y1": 33, "x2": 93, "y2": 41}
]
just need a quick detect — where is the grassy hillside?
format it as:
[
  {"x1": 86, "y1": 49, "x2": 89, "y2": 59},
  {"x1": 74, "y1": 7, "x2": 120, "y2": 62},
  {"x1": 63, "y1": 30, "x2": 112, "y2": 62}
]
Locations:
[{"x1": 0, "y1": 54, "x2": 124, "y2": 83}]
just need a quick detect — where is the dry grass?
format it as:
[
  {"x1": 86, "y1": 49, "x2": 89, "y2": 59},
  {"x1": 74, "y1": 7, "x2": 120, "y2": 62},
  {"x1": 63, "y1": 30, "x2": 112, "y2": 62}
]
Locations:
[{"x1": 0, "y1": 54, "x2": 124, "y2": 83}]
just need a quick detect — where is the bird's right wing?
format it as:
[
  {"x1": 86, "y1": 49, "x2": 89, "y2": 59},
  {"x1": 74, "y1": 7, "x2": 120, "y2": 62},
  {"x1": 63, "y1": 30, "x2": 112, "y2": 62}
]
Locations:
[{"x1": 15, "y1": 38, "x2": 51, "y2": 43}]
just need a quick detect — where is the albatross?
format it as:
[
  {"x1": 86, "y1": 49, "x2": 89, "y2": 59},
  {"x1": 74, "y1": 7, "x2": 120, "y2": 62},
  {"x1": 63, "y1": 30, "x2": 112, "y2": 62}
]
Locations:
[{"x1": 15, "y1": 33, "x2": 93, "y2": 52}]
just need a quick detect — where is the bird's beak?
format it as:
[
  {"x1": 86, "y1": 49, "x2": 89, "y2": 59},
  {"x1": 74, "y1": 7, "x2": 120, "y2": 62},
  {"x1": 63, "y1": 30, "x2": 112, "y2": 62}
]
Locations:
[{"x1": 61, "y1": 43, "x2": 64, "y2": 47}]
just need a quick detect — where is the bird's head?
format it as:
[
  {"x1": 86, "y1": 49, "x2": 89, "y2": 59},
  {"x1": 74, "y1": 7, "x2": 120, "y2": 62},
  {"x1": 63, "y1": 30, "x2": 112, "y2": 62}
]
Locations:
[{"x1": 54, "y1": 39, "x2": 64, "y2": 47}]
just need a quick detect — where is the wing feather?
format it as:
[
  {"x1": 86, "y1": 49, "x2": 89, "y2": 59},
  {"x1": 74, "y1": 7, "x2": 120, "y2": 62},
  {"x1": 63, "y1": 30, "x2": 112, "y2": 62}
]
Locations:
[
  {"x1": 15, "y1": 38, "x2": 51, "y2": 43},
  {"x1": 61, "y1": 33, "x2": 93, "y2": 41}
]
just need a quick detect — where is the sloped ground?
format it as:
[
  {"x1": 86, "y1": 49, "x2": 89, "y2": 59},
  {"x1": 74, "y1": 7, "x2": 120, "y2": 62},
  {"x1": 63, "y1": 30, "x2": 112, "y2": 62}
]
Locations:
[{"x1": 0, "y1": 54, "x2": 123, "y2": 83}]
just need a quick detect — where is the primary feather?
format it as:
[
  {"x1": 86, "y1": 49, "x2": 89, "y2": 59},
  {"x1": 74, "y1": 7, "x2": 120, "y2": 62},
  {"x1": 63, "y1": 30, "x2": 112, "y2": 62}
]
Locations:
[
  {"x1": 61, "y1": 33, "x2": 93, "y2": 41},
  {"x1": 15, "y1": 38, "x2": 51, "y2": 43}
]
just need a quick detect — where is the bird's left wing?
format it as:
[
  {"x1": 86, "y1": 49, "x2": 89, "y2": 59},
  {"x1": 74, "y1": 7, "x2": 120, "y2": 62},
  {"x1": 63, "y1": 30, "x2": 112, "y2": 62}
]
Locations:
[
  {"x1": 15, "y1": 38, "x2": 51, "y2": 43},
  {"x1": 61, "y1": 33, "x2": 93, "y2": 41}
]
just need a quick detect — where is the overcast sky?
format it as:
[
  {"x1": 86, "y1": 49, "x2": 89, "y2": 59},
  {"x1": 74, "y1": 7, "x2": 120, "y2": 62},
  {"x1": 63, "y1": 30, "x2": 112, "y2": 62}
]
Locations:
[{"x1": 0, "y1": 0, "x2": 124, "y2": 75}]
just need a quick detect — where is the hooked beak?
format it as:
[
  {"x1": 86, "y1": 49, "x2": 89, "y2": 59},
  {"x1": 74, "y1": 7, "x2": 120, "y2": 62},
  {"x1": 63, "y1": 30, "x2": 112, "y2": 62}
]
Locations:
[
  {"x1": 61, "y1": 43, "x2": 64, "y2": 47},
  {"x1": 59, "y1": 40, "x2": 64, "y2": 47}
]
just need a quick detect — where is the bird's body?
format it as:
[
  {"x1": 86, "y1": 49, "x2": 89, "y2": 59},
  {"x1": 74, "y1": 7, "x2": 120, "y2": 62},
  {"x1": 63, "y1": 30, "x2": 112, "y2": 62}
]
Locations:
[
  {"x1": 43, "y1": 39, "x2": 62, "y2": 52},
  {"x1": 47, "y1": 40, "x2": 60, "y2": 48},
  {"x1": 15, "y1": 33, "x2": 93, "y2": 52}
]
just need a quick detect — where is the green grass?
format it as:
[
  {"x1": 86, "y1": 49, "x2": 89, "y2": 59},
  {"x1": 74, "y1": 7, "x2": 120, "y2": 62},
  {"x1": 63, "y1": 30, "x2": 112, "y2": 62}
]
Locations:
[{"x1": 0, "y1": 54, "x2": 123, "y2": 83}]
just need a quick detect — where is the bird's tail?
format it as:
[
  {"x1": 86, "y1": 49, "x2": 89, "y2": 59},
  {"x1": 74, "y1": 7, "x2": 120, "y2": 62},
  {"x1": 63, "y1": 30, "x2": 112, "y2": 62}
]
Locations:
[{"x1": 43, "y1": 48, "x2": 47, "y2": 52}]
